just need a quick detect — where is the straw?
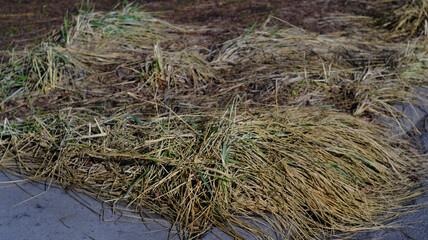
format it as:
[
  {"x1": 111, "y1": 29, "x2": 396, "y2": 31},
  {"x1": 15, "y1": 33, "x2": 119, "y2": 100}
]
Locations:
[{"x1": 0, "y1": 3, "x2": 427, "y2": 239}]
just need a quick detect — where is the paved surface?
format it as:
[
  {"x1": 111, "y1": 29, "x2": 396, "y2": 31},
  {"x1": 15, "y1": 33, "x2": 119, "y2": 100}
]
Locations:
[
  {"x1": 1, "y1": 97, "x2": 427, "y2": 240},
  {"x1": 0, "y1": 172, "x2": 181, "y2": 240},
  {"x1": 0, "y1": 172, "x2": 238, "y2": 240}
]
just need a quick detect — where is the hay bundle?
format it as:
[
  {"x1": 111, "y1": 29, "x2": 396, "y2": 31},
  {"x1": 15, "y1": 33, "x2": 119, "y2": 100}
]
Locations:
[{"x1": 0, "y1": 104, "x2": 421, "y2": 239}]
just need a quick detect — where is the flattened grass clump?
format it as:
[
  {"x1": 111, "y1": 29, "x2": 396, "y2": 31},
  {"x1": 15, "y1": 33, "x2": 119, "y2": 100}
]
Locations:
[
  {"x1": 60, "y1": 6, "x2": 218, "y2": 90},
  {"x1": 0, "y1": 5, "x2": 218, "y2": 114},
  {"x1": 0, "y1": 105, "x2": 422, "y2": 239},
  {"x1": 0, "y1": 44, "x2": 75, "y2": 109},
  {"x1": 383, "y1": 0, "x2": 428, "y2": 37},
  {"x1": 212, "y1": 16, "x2": 427, "y2": 118}
]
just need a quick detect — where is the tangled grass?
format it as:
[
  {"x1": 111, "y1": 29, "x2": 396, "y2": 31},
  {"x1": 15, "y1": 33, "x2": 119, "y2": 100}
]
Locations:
[
  {"x1": 383, "y1": 0, "x2": 428, "y2": 38},
  {"x1": 0, "y1": 3, "x2": 427, "y2": 240},
  {"x1": 0, "y1": 103, "x2": 423, "y2": 239},
  {"x1": 0, "y1": 5, "x2": 218, "y2": 114},
  {"x1": 212, "y1": 16, "x2": 427, "y2": 118}
]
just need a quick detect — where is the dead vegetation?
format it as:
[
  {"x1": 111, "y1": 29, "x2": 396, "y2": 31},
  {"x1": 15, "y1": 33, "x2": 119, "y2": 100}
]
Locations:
[
  {"x1": 383, "y1": 0, "x2": 428, "y2": 38},
  {"x1": 212, "y1": 15, "x2": 427, "y2": 115},
  {"x1": 0, "y1": 2, "x2": 427, "y2": 240},
  {"x1": 1, "y1": 104, "x2": 424, "y2": 239}
]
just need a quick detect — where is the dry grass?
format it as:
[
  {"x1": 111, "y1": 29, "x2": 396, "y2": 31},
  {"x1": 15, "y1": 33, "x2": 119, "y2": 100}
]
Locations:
[
  {"x1": 212, "y1": 16, "x2": 427, "y2": 121},
  {"x1": 0, "y1": 103, "x2": 424, "y2": 239},
  {"x1": 383, "y1": 0, "x2": 428, "y2": 38},
  {"x1": 0, "y1": 3, "x2": 427, "y2": 240},
  {"x1": 0, "y1": 5, "x2": 218, "y2": 114}
]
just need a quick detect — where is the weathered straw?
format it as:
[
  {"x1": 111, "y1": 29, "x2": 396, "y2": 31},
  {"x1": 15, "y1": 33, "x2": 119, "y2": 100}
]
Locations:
[
  {"x1": 0, "y1": 103, "x2": 423, "y2": 239},
  {"x1": 0, "y1": 4, "x2": 427, "y2": 240},
  {"x1": 383, "y1": 0, "x2": 428, "y2": 38},
  {"x1": 0, "y1": 5, "x2": 219, "y2": 116},
  {"x1": 212, "y1": 15, "x2": 427, "y2": 120}
]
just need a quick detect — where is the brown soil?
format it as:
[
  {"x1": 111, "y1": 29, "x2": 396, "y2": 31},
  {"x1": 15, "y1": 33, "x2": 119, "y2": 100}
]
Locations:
[{"x1": 0, "y1": 0, "x2": 381, "y2": 52}]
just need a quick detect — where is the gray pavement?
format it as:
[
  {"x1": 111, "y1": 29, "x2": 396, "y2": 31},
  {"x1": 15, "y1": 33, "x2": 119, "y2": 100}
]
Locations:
[{"x1": 0, "y1": 173, "x2": 173, "y2": 240}]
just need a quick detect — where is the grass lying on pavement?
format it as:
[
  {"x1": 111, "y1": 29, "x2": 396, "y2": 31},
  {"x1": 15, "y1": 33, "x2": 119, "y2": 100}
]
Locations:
[
  {"x1": 0, "y1": 103, "x2": 424, "y2": 239},
  {"x1": 0, "y1": 2, "x2": 427, "y2": 239}
]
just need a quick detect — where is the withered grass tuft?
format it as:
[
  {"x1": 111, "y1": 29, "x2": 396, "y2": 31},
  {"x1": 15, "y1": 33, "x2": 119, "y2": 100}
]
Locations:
[{"x1": 382, "y1": 0, "x2": 428, "y2": 38}]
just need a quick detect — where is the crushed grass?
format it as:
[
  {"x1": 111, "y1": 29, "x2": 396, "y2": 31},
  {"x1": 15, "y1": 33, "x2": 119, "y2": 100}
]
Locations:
[
  {"x1": 212, "y1": 15, "x2": 427, "y2": 118},
  {"x1": 0, "y1": 5, "x2": 218, "y2": 114},
  {"x1": 382, "y1": 0, "x2": 428, "y2": 38},
  {"x1": 0, "y1": 3, "x2": 427, "y2": 240},
  {"x1": 0, "y1": 104, "x2": 424, "y2": 239}
]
